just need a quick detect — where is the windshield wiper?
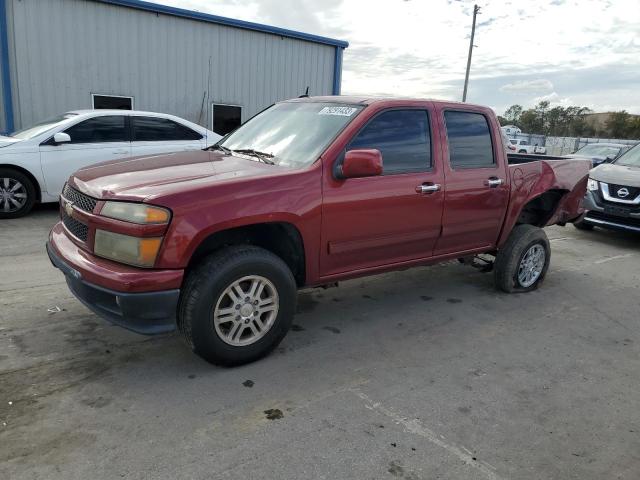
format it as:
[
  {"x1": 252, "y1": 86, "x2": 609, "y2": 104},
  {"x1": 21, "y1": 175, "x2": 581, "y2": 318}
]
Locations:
[
  {"x1": 232, "y1": 149, "x2": 276, "y2": 165},
  {"x1": 205, "y1": 144, "x2": 232, "y2": 154}
]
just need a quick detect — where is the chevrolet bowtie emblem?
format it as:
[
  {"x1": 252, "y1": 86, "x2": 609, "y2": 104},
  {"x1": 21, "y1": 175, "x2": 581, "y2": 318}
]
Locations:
[{"x1": 64, "y1": 200, "x2": 74, "y2": 217}]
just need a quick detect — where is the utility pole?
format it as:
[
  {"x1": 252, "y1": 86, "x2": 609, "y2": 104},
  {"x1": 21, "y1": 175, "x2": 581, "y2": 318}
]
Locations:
[{"x1": 462, "y1": 4, "x2": 481, "y2": 102}]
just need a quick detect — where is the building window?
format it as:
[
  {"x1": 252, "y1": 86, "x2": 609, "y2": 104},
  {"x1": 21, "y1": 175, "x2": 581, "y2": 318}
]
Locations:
[
  {"x1": 212, "y1": 104, "x2": 242, "y2": 135},
  {"x1": 92, "y1": 94, "x2": 133, "y2": 110}
]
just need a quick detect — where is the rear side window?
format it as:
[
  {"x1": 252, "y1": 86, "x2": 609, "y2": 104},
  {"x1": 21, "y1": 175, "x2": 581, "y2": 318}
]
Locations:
[
  {"x1": 445, "y1": 111, "x2": 495, "y2": 168},
  {"x1": 64, "y1": 116, "x2": 129, "y2": 143},
  {"x1": 132, "y1": 117, "x2": 203, "y2": 141},
  {"x1": 348, "y1": 110, "x2": 431, "y2": 174}
]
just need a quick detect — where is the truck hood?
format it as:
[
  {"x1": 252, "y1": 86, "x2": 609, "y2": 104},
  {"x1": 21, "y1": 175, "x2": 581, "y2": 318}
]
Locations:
[
  {"x1": 589, "y1": 163, "x2": 640, "y2": 188},
  {"x1": 70, "y1": 150, "x2": 287, "y2": 201}
]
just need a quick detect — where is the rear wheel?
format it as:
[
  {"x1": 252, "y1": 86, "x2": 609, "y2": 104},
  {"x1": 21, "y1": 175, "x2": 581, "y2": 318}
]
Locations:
[
  {"x1": 494, "y1": 225, "x2": 550, "y2": 293},
  {"x1": 0, "y1": 168, "x2": 36, "y2": 219},
  {"x1": 178, "y1": 245, "x2": 296, "y2": 366}
]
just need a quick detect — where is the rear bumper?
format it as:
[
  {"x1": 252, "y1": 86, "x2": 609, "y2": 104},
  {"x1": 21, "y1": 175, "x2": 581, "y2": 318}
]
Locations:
[
  {"x1": 582, "y1": 191, "x2": 640, "y2": 233},
  {"x1": 46, "y1": 228, "x2": 182, "y2": 335}
]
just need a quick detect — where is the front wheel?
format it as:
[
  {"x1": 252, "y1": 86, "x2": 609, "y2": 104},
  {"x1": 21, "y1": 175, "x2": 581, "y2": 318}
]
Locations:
[
  {"x1": 0, "y1": 168, "x2": 36, "y2": 219},
  {"x1": 178, "y1": 245, "x2": 296, "y2": 366},
  {"x1": 494, "y1": 225, "x2": 550, "y2": 293}
]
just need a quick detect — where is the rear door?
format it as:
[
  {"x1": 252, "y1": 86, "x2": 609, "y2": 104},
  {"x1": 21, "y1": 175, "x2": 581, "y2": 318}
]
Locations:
[
  {"x1": 130, "y1": 116, "x2": 205, "y2": 157},
  {"x1": 39, "y1": 115, "x2": 131, "y2": 196},
  {"x1": 320, "y1": 107, "x2": 444, "y2": 276},
  {"x1": 433, "y1": 108, "x2": 509, "y2": 255}
]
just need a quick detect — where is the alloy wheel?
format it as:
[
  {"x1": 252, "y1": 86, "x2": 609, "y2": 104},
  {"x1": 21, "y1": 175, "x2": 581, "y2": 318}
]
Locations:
[
  {"x1": 213, "y1": 275, "x2": 279, "y2": 346},
  {"x1": 517, "y1": 244, "x2": 546, "y2": 287},
  {"x1": 0, "y1": 177, "x2": 28, "y2": 213}
]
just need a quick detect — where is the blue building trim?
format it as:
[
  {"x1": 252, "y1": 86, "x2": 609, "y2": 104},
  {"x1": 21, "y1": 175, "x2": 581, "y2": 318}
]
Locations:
[
  {"x1": 97, "y1": 0, "x2": 349, "y2": 48},
  {"x1": 332, "y1": 47, "x2": 343, "y2": 95},
  {"x1": 0, "y1": 0, "x2": 14, "y2": 135}
]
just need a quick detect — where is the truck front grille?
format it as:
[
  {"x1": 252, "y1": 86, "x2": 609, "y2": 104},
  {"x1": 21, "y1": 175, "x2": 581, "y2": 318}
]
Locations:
[
  {"x1": 62, "y1": 184, "x2": 97, "y2": 213},
  {"x1": 62, "y1": 210, "x2": 89, "y2": 242}
]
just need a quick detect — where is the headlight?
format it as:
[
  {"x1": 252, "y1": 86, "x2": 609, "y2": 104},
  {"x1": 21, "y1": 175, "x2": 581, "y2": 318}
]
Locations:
[
  {"x1": 587, "y1": 178, "x2": 599, "y2": 191},
  {"x1": 101, "y1": 201, "x2": 170, "y2": 224},
  {"x1": 94, "y1": 230, "x2": 163, "y2": 267}
]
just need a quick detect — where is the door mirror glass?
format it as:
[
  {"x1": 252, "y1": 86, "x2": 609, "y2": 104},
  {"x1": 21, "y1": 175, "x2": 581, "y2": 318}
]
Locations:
[
  {"x1": 53, "y1": 132, "x2": 71, "y2": 144},
  {"x1": 339, "y1": 149, "x2": 383, "y2": 179}
]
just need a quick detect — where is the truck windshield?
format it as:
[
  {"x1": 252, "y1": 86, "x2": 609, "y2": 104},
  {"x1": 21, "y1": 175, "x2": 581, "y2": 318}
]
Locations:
[
  {"x1": 219, "y1": 102, "x2": 364, "y2": 168},
  {"x1": 615, "y1": 144, "x2": 640, "y2": 167},
  {"x1": 576, "y1": 144, "x2": 621, "y2": 158}
]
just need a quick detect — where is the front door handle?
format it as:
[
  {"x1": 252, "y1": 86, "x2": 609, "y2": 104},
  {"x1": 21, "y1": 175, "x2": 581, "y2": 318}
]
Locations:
[
  {"x1": 416, "y1": 183, "x2": 441, "y2": 194},
  {"x1": 112, "y1": 149, "x2": 129, "y2": 155},
  {"x1": 485, "y1": 177, "x2": 504, "y2": 188}
]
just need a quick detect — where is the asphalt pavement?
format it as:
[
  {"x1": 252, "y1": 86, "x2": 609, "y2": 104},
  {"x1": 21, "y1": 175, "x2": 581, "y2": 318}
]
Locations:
[{"x1": 1, "y1": 204, "x2": 639, "y2": 479}]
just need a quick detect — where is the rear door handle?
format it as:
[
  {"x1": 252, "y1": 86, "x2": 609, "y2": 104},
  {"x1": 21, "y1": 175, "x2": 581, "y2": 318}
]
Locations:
[
  {"x1": 112, "y1": 149, "x2": 129, "y2": 155},
  {"x1": 416, "y1": 183, "x2": 441, "y2": 194},
  {"x1": 485, "y1": 177, "x2": 504, "y2": 188}
]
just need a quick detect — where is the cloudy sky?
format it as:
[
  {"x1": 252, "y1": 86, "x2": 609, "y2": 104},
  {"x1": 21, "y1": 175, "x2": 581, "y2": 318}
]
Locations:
[{"x1": 157, "y1": 0, "x2": 639, "y2": 115}]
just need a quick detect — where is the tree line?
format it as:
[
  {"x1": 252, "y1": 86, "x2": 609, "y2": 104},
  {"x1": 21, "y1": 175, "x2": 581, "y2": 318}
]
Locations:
[{"x1": 498, "y1": 101, "x2": 640, "y2": 139}]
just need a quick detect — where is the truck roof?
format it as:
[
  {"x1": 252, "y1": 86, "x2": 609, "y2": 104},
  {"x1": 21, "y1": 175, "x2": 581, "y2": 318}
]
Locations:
[{"x1": 285, "y1": 95, "x2": 490, "y2": 110}]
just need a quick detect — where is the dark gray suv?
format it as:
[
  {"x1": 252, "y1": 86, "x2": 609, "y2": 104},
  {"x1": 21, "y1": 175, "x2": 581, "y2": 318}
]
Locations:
[{"x1": 575, "y1": 143, "x2": 640, "y2": 233}]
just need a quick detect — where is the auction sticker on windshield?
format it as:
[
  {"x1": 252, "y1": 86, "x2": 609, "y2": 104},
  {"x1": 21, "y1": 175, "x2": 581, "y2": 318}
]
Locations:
[{"x1": 318, "y1": 106, "x2": 358, "y2": 116}]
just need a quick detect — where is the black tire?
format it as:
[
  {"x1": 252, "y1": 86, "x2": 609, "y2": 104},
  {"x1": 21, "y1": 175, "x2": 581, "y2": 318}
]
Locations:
[
  {"x1": 0, "y1": 168, "x2": 37, "y2": 219},
  {"x1": 573, "y1": 220, "x2": 594, "y2": 231},
  {"x1": 494, "y1": 224, "x2": 550, "y2": 293},
  {"x1": 178, "y1": 245, "x2": 297, "y2": 366},
  {"x1": 518, "y1": 149, "x2": 527, "y2": 154}
]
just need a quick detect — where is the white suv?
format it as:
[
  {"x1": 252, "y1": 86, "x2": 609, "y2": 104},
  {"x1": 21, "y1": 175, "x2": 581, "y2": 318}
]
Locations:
[
  {"x1": 0, "y1": 110, "x2": 221, "y2": 218},
  {"x1": 509, "y1": 139, "x2": 546, "y2": 155}
]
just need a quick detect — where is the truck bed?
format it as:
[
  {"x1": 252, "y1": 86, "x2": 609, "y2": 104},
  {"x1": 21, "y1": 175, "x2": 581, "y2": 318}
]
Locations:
[
  {"x1": 497, "y1": 157, "x2": 591, "y2": 246},
  {"x1": 508, "y1": 153, "x2": 568, "y2": 164}
]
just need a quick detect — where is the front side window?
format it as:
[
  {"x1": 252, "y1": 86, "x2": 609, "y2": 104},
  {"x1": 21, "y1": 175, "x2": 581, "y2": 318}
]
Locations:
[
  {"x1": 64, "y1": 116, "x2": 128, "y2": 143},
  {"x1": 220, "y1": 102, "x2": 364, "y2": 168},
  {"x1": 132, "y1": 117, "x2": 202, "y2": 141},
  {"x1": 445, "y1": 111, "x2": 495, "y2": 168},
  {"x1": 348, "y1": 110, "x2": 431, "y2": 174}
]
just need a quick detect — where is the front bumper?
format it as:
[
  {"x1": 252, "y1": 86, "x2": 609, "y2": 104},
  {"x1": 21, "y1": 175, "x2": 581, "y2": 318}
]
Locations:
[
  {"x1": 582, "y1": 191, "x2": 640, "y2": 233},
  {"x1": 46, "y1": 235, "x2": 181, "y2": 335}
]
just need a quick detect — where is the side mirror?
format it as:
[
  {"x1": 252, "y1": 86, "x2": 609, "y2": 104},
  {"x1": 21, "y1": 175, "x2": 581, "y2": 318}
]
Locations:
[
  {"x1": 338, "y1": 149, "x2": 383, "y2": 179},
  {"x1": 53, "y1": 132, "x2": 71, "y2": 144}
]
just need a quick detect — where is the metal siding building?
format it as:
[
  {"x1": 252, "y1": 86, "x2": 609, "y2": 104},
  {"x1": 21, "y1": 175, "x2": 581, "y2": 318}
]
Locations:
[{"x1": 0, "y1": 0, "x2": 347, "y2": 134}]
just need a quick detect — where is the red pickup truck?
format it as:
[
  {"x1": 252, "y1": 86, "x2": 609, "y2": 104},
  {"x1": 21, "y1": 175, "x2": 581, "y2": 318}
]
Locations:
[{"x1": 47, "y1": 97, "x2": 590, "y2": 366}]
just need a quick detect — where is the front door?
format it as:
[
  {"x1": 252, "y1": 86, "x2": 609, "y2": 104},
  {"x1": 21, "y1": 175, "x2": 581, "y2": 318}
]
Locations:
[
  {"x1": 320, "y1": 108, "x2": 444, "y2": 276},
  {"x1": 39, "y1": 115, "x2": 131, "y2": 196}
]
